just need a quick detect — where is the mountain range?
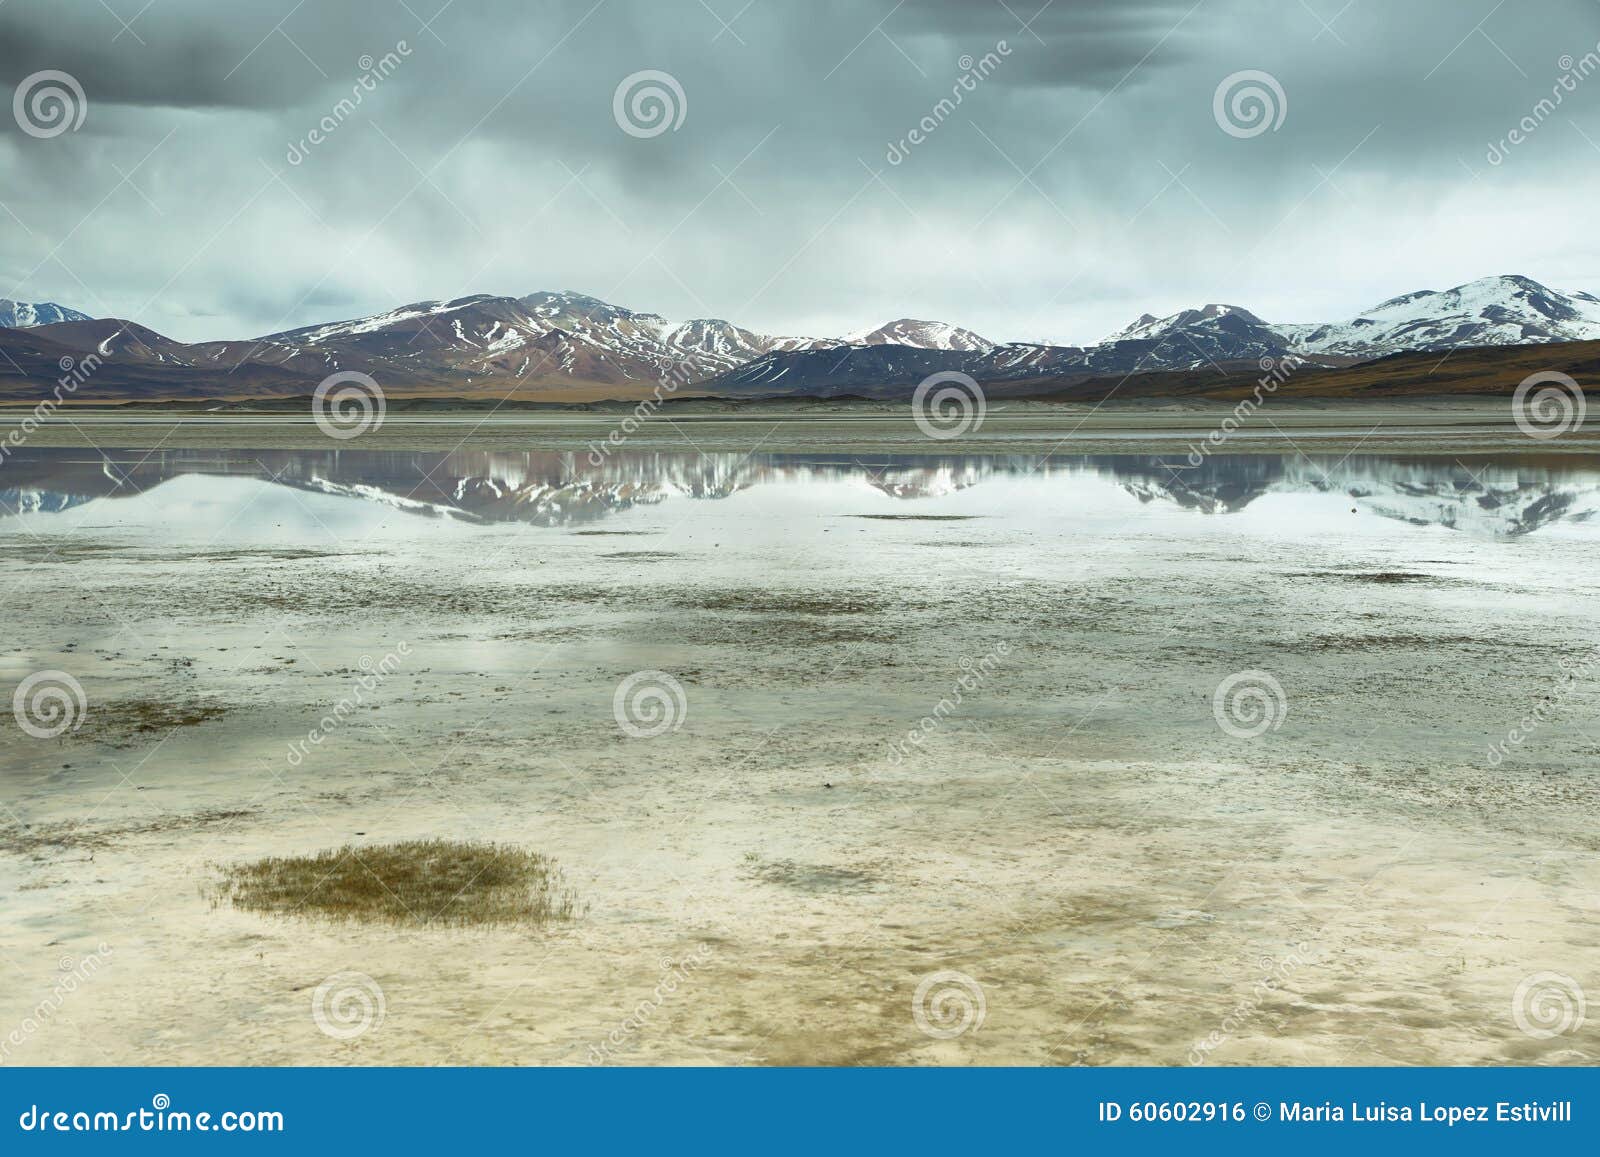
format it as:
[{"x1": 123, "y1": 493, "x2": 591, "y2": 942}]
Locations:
[{"x1": 1, "y1": 274, "x2": 1597, "y2": 403}]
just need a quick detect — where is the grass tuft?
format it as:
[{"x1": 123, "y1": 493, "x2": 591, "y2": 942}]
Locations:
[{"x1": 213, "y1": 839, "x2": 581, "y2": 928}]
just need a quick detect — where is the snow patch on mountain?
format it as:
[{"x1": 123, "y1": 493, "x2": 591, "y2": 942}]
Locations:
[
  {"x1": 843, "y1": 318, "x2": 996, "y2": 352},
  {"x1": 276, "y1": 297, "x2": 496, "y2": 345},
  {"x1": 1101, "y1": 304, "x2": 1257, "y2": 346},
  {"x1": 0, "y1": 300, "x2": 92, "y2": 329}
]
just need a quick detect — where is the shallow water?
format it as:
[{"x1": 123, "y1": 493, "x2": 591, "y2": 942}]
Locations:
[
  {"x1": 6, "y1": 443, "x2": 1600, "y2": 534},
  {"x1": 2, "y1": 435, "x2": 1597, "y2": 1065}
]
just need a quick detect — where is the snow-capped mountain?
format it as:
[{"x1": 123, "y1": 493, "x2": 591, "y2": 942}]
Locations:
[
  {"x1": 0, "y1": 299, "x2": 91, "y2": 328},
  {"x1": 1101, "y1": 304, "x2": 1260, "y2": 346},
  {"x1": 1281, "y1": 275, "x2": 1600, "y2": 357},
  {"x1": 843, "y1": 318, "x2": 995, "y2": 352},
  {"x1": 254, "y1": 291, "x2": 837, "y2": 387},
  {"x1": 516, "y1": 291, "x2": 833, "y2": 374},
  {"x1": 1092, "y1": 276, "x2": 1600, "y2": 368},
  {"x1": 1079, "y1": 304, "x2": 1292, "y2": 372}
]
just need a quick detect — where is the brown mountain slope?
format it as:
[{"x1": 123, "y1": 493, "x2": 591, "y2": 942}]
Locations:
[{"x1": 1006, "y1": 340, "x2": 1600, "y2": 402}]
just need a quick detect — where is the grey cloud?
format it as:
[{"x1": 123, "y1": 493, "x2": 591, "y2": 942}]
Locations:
[
  {"x1": 0, "y1": 0, "x2": 1597, "y2": 347},
  {"x1": 894, "y1": 0, "x2": 1204, "y2": 87},
  {"x1": 0, "y1": 3, "x2": 364, "y2": 111}
]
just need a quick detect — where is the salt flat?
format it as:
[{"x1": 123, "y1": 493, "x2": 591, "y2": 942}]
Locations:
[{"x1": 1, "y1": 420, "x2": 1596, "y2": 1065}]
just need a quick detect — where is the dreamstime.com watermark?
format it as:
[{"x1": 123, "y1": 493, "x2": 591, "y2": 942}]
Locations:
[
  {"x1": 1487, "y1": 47, "x2": 1600, "y2": 165},
  {"x1": 911, "y1": 370, "x2": 986, "y2": 440},
  {"x1": 12, "y1": 70, "x2": 86, "y2": 139},
  {"x1": 0, "y1": 945, "x2": 113, "y2": 1064},
  {"x1": 1186, "y1": 354, "x2": 1304, "y2": 464},
  {"x1": 1187, "y1": 942, "x2": 1314, "y2": 1064},
  {"x1": 1212, "y1": 69, "x2": 1286, "y2": 139},
  {"x1": 613, "y1": 70, "x2": 686, "y2": 138},
  {"x1": 586, "y1": 944, "x2": 716, "y2": 1064},
  {"x1": 287, "y1": 43, "x2": 412, "y2": 164},
  {"x1": 1484, "y1": 643, "x2": 1600, "y2": 766},
  {"x1": 312, "y1": 370, "x2": 387, "y2": 439},
  {"x1": 1512, "y1": 971, "x2": 1586, "y2": 1039},
  {"x1": 286, "y1": 643, "x2": 411, "y2": 765},
  {"x1": 613, "y1": 670, "x2": 688, "y2": 739},
  {"x1": 0, "y1": 353, "x2": 102, "y2": 468},
  {"x1": 312, "y1": 971, "x2": 386, "y2": 1040},
  {"x1": 11, "y1": 668, "x2": 88, "y2": 739},
  {"x1": 887, "y1": 640, "x2": 1012, "y2": 764},
  {"x1": 1211, "y1": 669, "x2": 1288, "y2": 739},
  {"x1": 17, "y1": 1095, "x2": 283, "y2": 1134},
  {"x1": 1511, "y1": 370, "x2": 1585, "y2": 439},
  {"x1": 913, "y1": 970, "x2": 987, "y2": 1039},
  {"x1": 587, "y1": 362, "x2": 698, "y2": 464},
  {"x1": 885, "y1": 42, "x2": 1011, "y2": 165}
]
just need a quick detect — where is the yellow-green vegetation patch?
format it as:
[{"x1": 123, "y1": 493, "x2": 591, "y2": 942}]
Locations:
[
  {"x1": 115, "y1": 698, "x2": 229, "y2": 731},
  {"x1": 213, "y1": 839, "x2": 581, "y2": 928}
]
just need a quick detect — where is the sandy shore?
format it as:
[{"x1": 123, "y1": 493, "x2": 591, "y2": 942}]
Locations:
[{"x1": 1, "y1": 429, "x2": 1597, "y2": 1065}]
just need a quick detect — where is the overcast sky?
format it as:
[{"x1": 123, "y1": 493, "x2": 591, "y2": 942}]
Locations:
[{"x1": 2, "y1": 0, "x2": 1599, "y2": 345}]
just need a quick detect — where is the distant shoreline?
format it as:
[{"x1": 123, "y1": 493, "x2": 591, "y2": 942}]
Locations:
[{"x1": 5, "y1": 403, "x2": 1595, "y2": 459}]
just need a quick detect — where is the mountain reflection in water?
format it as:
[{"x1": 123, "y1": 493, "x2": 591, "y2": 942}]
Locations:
[{"x1": 1, "y1": 447, "x2": 1597, "y2": 536}]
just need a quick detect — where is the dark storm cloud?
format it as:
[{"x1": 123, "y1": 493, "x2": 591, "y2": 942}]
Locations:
[
  {"x1": 895, "y1": 0, "x2": 1203, "y2": 88},
  {"x1": 0, "y1": 2, "x2": 383, "y2": 111},
  {"x1": 2, "y1": 0, "x2": 1598, "y2": 345}
]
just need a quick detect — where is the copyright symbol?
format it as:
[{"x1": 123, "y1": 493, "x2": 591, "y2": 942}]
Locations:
[{"x1": 1253, "y1": 1102, "x2": 1272, "y2": 1121}]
